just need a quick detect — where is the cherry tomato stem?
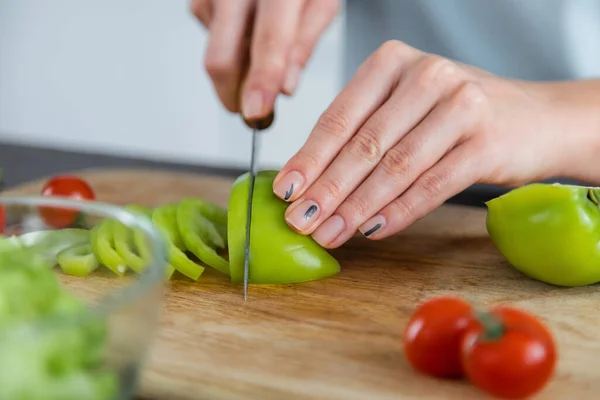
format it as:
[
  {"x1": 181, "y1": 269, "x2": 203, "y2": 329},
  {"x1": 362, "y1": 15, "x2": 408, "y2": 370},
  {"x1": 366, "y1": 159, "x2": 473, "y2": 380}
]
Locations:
[{"x1": 473, "y1": 309, "x2": 505, "y2": 341}]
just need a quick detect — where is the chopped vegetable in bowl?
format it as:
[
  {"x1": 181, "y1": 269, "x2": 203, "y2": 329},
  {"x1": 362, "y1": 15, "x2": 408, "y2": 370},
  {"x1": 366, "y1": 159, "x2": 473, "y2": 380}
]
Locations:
[{"x1": 0, "y1": 195, "x2": 167, "y2": 400}]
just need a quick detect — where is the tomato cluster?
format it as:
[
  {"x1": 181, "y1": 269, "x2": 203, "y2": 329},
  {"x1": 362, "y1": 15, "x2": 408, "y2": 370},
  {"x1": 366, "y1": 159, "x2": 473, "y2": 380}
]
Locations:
[
  {"x1": 403, "y1": 296, "x2": 557, "y2": 399},
  {"x1": 39, "y1": 175, "x2": 95, "y2": 228}
]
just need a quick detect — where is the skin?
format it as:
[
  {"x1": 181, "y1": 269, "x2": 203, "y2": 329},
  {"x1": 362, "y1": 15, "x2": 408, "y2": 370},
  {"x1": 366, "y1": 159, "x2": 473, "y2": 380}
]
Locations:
[
  {"x1": 190, "y1": 0, "x2": 339, "y2": 118},
  {"x1": 191, "y1": 2, "x2": 600, "y2": 249}
]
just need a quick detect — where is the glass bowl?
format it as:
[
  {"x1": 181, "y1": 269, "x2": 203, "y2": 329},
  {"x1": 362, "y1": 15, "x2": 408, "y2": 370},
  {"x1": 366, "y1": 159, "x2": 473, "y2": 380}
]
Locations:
[{"x1": 0, "y1": 196, "x2": 166, "y2": 400}]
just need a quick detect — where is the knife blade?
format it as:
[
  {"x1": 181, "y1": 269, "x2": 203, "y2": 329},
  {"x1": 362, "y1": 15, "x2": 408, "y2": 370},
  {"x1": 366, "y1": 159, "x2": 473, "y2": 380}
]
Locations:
[{"x1": 242, "y1": 113, "x2": 274, "y2": 300}]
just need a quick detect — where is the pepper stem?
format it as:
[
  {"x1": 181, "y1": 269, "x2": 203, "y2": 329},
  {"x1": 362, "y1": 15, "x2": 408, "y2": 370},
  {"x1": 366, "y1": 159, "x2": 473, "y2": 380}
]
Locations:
[
  {"x1": 474, "y1": 309, "x2": 505, "y2": 342},
  {"x1": 588, "y1": 188, "x2": 600, "y2": 207}
]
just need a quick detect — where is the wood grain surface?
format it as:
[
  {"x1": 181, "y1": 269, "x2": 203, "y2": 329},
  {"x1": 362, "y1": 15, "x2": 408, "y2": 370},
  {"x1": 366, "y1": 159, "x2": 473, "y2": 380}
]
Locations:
[{"x1": 3, "y1": 168, "x2": 600, "y2": 400}]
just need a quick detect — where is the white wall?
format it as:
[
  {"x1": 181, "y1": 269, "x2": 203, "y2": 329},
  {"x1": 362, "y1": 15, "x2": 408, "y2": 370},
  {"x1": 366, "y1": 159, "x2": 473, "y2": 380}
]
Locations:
[{"x1": 0, "y1": 0, "x2": 345, "y2": 170}]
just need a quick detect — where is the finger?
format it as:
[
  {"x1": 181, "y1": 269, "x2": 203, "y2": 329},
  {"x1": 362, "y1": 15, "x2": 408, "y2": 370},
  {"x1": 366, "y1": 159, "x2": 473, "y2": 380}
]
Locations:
[
  {"x1": 190, "y1": 0, "x2": 213, "y2": 27},
  {"x1": 361, "y1": 140, "x2": 485, "y2": 241},
  {"x1": 282, "y1": 0, "x2": 340, "y2": 95},
  {"x1": 313, "y1": 80, "x2": 482, "y2": 247},
  {"x1": 286, "y1": 55, "x2": 463, "y2": 237},
  {"x1": 241, "y1": 0, "x2": 305, "y2": 120},
  {"x1": 204, "y1": 0, "x2": 254, "y2": 113},
  {"x1": 274, "y1": 40, "x2": 421, "y2": 205}
]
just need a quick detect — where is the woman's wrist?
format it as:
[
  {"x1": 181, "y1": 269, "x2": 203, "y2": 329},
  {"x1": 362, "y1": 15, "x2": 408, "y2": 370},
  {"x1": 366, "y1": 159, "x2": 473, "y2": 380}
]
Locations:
[{"x1": 526, "y1": 79, "x2": 600, "y2": 185}]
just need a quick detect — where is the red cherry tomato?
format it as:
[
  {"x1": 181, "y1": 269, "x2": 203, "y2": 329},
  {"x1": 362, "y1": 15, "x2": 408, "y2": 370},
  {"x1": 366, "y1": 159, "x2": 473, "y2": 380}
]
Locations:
[
  {"x1": 39, "y1": 175, "x2": 95, "y2": 228},
  {"x1": 461, "y1": 306, "x2": 557, "y2": 399},
  {"x1": 0, "y1": 204, "x2": 6, "y2": 234},
  {"x1": 403, "y1": 296, "x2": 474, "y2": 379}
]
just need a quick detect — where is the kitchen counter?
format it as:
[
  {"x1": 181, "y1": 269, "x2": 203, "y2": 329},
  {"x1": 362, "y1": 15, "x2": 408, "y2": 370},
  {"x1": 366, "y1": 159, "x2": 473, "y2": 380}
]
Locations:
[{"x1": 0, "y1": 141, "x2": 515, "y2": 207}]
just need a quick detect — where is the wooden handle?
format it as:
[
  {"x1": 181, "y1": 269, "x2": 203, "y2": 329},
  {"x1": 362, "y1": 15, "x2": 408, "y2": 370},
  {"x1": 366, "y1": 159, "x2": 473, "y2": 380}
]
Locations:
[{"x1": 238, "y1": 36, "x2": 275, "y2": 131}]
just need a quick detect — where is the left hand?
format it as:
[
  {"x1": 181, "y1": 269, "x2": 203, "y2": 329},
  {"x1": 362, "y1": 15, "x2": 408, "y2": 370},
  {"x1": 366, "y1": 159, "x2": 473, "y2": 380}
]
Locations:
[{"x1": 272, "y1": 40, "x2": 573, "y2": 248}]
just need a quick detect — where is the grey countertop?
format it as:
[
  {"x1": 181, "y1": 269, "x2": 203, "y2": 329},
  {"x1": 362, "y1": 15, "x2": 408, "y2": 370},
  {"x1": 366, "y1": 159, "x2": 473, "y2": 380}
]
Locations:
[{"x1": 0, "y1": 141, "x2": 519, "y2": 207}]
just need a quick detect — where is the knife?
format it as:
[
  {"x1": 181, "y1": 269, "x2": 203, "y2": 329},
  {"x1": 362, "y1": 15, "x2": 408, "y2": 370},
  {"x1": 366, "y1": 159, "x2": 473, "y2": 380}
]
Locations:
[
  {"x1": 241, "y1": 112, "x2": 274, "y2": 300},
  {"x1": 237, "y1": 27, "x2": 275, "y2": 300}
]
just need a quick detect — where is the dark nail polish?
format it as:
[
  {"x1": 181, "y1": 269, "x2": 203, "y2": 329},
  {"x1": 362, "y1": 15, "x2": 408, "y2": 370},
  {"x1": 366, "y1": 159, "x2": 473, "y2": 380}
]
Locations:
[
  {"x1": 363, "y1": 223, "x2": 382, "y2": 237},
  {"x1": 284, "y1": 183, "x2": 294, "y2": 201},
  {"x1": 304, "y1": 204, "x2": 318, "y2": 220}
]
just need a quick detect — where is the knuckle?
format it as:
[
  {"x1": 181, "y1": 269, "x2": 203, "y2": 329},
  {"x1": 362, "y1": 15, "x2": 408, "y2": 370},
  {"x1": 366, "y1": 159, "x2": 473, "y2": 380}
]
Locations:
[
  {"x1": 204, "y1": 53, "x2": 234, "y2": 81},
  {"x1": 454, "y1": 82, "x2": 487, "y2": 112},
  {"x1": 419, "y1": 172, "x2": 447, "y2": 199},
  {"x1": 316, "y1": 108, "x2": 350, "y2": 139},
  {"x1": 315, "y1": 178, "x2": 346, "y2": 202},
  {"x1": 294, "y1": 148, "x2": 320, "y2": 170},
  {"x1": 372, "y1": 40, "x2": 407, "y2": 68},
  {"x1": 254, "y1": 56, "x2": 287, "y2": 80},
  {"x1": 390, "y1": 197, "x2": 413, "y2": 222},
  {"x1": 416, "y1": 55, "x2": 458, "y2": 89},
  {"x1": 380, "y1": 145, "x2": 413, "y2": 178},
  {"x1": 340, "y1": 195, "x2": 371, "y2": 221},
  {"x1": 346, "y1": 127, "x2": 383, "y2": 164}
]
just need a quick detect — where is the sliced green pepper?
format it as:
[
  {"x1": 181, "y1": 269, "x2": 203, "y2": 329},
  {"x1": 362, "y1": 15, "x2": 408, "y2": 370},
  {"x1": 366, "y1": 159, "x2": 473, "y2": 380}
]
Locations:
[
  {"x1": 176, "y1": 198, "x2": 230, "y2": 275},
  {"x1": 90, "y1": 220, "x2": 127, "y2": 276},
  {"x1": 56, "y1": 243, "x2": 100, "y2": 277},
  {"x1": 152, "y1": 204, "x2": 204, "y2": 280},
  {"x1": 486, "y1": 183, "x2": 600, "y2": 287},
  {"x1": 18, "y1": 229, "x2": 90, "y2": 267},
  {"x1": 113, "y1": 221, "x2": 145, "y2": 273},
  {"x1": 227, "y1": 170, "x2": 340, "y2": 284}
]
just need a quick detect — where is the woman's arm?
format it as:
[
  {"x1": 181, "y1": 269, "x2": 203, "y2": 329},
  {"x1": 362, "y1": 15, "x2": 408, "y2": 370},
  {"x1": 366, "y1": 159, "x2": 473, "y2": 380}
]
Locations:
[{"x1": 526, "y1": 79, "x2": 600, "y2": 185}]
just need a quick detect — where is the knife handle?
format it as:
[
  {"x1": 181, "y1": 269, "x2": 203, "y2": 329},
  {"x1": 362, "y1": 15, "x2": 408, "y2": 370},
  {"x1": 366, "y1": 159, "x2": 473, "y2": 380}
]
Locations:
[
  {"x1": 238, "y1": 37, "x2": 276, "y2": 131},
  {"x1": 243, "y1": 111, "x2": 274, "y2": 131}
]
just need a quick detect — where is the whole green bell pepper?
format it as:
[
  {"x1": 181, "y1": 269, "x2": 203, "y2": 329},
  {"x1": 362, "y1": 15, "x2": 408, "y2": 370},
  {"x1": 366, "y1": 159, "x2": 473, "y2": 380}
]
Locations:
[
  {"x1": 486, "y1": 182, "x2": 600, "y2": 287},
  {"x1": 227, "y1": 170, "x2": 340, "y2": 284}
]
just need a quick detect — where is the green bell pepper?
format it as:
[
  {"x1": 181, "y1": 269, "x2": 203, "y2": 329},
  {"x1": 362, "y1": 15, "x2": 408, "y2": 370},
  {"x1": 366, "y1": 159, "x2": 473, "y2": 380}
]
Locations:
[
  {"x1": 486, "y1": 182, "x2": 600, "y2": 287},
  {"x1": 227, "y1": 170, "x2": 340, "y2": 284},
  {"x1": 152, "y1": 204, "x2": 205, "y2": 280},
  {"x1": 57, "y1": 243, "x2": 100, "y2": 277},
  {"x1": 176, "y1": 198, "x2": 230, "y2": 275}
]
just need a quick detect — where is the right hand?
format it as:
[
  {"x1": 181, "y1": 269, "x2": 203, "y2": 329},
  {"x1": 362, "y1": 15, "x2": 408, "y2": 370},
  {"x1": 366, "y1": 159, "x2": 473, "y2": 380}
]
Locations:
[{"x1": 190, "y1": 0, "x2": 340, "y2": 121}]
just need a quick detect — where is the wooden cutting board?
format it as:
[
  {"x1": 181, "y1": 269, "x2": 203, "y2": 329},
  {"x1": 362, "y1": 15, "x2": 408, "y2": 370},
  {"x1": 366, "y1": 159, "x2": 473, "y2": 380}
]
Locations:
[{"x1": 3, "y1": 168, "x2": 600, "y2": 400}]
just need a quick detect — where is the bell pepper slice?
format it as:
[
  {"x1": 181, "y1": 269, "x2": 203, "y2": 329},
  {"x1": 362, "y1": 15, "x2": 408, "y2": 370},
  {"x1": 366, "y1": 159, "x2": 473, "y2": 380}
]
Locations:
[
  {"x1": 486, "y1": 183, "x2": 600, "y2": 287},
  {"x1": 227, "y1": 170, "x2": 341, "y2": 284},
  {"x1": 90, "y1": 220, "x2": 127, "y2": 276},
  {"x1": 152, "y1": 204, "x2": 204, "y2": 280},
  {"x1": 56, "y1": 242, "x2": 100, "y2": 277},
  {"x1": 176, "y1": 198, "x2": 230, "y2": 275},
  {"x1": 112, "y1": 221, "x2": 146, "y2": 274},
  {"x1": 18, "y1": 228, "x2": 90, "y2": 268}
]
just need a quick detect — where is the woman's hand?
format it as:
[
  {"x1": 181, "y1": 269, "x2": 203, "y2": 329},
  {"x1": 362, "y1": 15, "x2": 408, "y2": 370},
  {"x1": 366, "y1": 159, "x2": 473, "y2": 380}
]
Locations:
[
  {"x1": 190, "y1": 0, "x2": 339, "y2": 120},
  {"x1": 273, "y1": 40, "x2": 600, "y2": 248}
]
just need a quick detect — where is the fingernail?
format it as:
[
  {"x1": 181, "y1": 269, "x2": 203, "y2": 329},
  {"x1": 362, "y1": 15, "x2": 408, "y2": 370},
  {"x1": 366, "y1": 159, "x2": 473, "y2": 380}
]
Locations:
[
  {"x1": 274, "y1": 170, "x2": 304, "y2": 201},
  {"x1": 284, "y1": 64, "x2": 301, "y2": 94},
  {"x1": 359, "y1": 215, "x2": 386, "y2": 238},
  {"x1": 242, "y1": 90, "x2": 263, "y2": 120},
  {"x1": 286, "y1": 200, "x2": 319, "y2": 231},
  {"x1": 312, "y1": 215, "x2": 345, "y2": 246}
]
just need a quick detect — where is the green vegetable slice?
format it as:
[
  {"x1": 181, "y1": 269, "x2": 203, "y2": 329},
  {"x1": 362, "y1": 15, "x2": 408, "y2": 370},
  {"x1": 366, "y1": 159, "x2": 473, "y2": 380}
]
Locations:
[
  {"x1": 113, "y1": 222, "x2": 146, "y2": 273},
  {"x1": 18, "y1": 229, "x2": 90, "y2": 267},
  {"x1": 90, "y1": 220, "x2": 127, "y2": 276},
  {"x1": 152, "y1": 204, "x2": 204, "y2": 280},
  {"x1": 176, "y1": 198, "x2": 230, "y2": 275},
  {"x1": 57, "y1": 243, "x2": 100, "y2": 277}
]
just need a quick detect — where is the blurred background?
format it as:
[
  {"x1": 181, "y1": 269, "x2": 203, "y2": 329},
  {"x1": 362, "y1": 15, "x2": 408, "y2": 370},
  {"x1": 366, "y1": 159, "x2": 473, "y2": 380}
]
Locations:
[{"x1": 0, "y1": 0, "x2": 345, "y2": 172}]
